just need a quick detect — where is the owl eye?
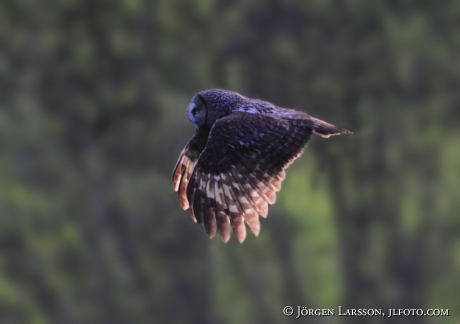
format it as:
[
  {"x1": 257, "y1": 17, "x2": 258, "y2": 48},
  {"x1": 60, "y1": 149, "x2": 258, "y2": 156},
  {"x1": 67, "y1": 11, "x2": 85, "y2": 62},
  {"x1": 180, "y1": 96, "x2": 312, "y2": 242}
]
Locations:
[{"x1": 192, "y1": 107, "x2": 199, "y2": 115}]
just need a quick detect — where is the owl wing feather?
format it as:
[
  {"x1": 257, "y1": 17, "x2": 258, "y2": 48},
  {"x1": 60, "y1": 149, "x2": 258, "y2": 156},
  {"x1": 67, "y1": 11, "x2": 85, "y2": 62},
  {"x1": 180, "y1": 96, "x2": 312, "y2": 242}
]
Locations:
[
  {"x1": 173, "y1": 110, "x2": 350, "y2": 242},
  {"x1": 184, "y1": 112, "x2": 313, "y2": 242},
  {"x1": 171, "y1": 128, "x2": 209, "y2": 221}
]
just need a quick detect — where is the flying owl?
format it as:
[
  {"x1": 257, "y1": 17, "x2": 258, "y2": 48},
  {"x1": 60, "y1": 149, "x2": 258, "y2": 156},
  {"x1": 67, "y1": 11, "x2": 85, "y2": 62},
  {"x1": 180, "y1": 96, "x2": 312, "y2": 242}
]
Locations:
[{"x1": 172, "y1": 89, "x2": 351, "y2": 243}]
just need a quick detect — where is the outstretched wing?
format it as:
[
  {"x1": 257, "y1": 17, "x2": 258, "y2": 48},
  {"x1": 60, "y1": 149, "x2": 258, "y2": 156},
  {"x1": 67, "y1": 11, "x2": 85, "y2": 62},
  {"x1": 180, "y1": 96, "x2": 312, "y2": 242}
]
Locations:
[{"x1": 184, "y1": 111, "x2": 325, "y2": 243}]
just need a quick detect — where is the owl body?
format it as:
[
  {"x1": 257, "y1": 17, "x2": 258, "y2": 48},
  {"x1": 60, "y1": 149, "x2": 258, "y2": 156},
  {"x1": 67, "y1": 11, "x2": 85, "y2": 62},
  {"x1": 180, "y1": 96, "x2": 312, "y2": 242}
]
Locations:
[{"x1": 173, "y1": 89, "x2": 351, "y2": 243}]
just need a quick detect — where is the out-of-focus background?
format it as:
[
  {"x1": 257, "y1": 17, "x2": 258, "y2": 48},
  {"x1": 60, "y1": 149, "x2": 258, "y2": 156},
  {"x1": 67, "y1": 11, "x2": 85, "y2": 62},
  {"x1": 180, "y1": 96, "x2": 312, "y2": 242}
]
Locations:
[{"x1": 1, "y1": 1, "x2": 460, "y2": 323}]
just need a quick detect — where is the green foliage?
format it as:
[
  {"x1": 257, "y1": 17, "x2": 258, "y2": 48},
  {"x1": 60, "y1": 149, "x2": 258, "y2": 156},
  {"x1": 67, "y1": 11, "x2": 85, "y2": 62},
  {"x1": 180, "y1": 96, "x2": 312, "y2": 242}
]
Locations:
[
  {"x1": 0, "y1": 0, "x2": 459, "y2": 323},
  {"x1": 280, "y1": 159, "x2": 341, "y2": 308}
]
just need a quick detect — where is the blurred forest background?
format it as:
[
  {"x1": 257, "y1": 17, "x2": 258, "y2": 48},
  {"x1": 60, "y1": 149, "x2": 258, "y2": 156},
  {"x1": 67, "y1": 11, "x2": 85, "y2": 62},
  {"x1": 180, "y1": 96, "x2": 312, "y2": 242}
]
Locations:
[{"x1": 1, "y1": 0, "x2": 460, "y2": 323}]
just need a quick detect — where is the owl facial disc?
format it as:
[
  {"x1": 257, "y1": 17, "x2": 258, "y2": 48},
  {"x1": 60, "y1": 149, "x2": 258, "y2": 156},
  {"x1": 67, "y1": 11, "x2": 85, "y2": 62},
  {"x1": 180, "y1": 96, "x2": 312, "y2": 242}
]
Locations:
[{"x1": 186, "y1": 96, "x2": 208, "y2": 129}]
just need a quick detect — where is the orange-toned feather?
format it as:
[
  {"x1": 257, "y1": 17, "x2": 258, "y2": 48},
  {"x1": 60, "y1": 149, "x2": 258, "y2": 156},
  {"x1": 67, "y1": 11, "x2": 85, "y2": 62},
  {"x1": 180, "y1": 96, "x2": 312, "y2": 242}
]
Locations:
[{"x1": 172, "y1": 149, "x2": 198, "y2": 215}]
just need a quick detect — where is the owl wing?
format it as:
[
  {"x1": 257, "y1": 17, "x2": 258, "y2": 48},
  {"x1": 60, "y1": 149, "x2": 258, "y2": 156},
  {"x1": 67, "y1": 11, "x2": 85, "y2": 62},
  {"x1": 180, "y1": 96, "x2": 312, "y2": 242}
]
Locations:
[
  {"x1": 172, "y1": 127, "x2": 209, "y2": 212},
  {"x1": 180, "y1": 111, "x2": 347, "y2": 243}
]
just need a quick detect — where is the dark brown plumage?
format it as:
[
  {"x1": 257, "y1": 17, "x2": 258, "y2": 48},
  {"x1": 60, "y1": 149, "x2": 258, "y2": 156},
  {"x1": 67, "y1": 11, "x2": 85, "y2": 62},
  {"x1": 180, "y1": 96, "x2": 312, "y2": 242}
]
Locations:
[{"x1": 172, "y1": 89, "x2": 352, "y2": 243}]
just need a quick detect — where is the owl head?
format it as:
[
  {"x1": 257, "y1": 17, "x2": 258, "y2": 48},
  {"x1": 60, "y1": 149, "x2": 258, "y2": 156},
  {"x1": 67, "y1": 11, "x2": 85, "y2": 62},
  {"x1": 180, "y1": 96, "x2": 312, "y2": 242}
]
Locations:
[{"x1": 186, "y1": 89, "x2": 246, "y2": 129}]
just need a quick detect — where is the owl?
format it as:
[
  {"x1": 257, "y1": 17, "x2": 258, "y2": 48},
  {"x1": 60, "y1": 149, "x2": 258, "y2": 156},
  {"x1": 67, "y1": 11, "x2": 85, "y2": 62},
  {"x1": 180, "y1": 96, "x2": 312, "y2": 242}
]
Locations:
[{"x1": 172, "y1": 89, "x2": 351, "y2": 243}]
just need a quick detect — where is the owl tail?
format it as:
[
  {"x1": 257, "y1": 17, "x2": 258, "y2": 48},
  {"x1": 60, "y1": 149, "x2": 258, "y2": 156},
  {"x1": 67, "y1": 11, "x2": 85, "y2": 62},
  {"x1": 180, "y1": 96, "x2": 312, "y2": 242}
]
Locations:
[{"x1": 309, "y1": 116, "x2": 353, "y2": 138}]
